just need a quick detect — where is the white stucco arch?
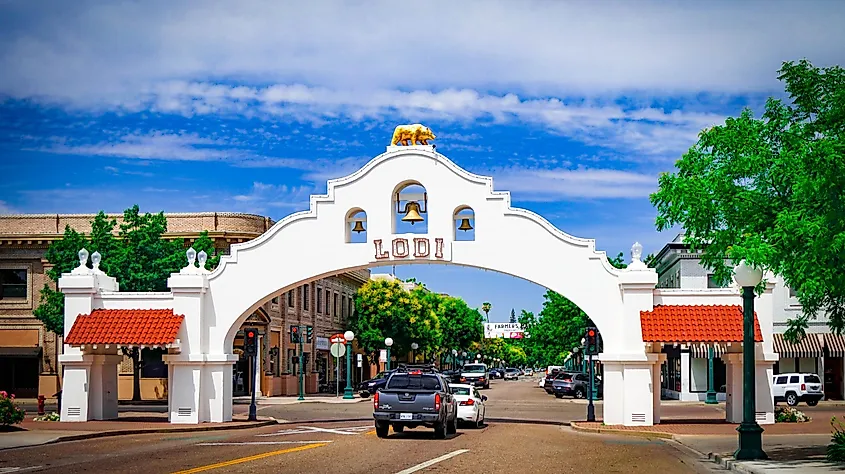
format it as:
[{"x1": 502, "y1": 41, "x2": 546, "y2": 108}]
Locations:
[{"x1": 206, "y1": 146, "x2": 643, "y2": 356}]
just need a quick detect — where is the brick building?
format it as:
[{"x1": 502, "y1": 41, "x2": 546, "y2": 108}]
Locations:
[{"x1": 0, "y1": 212, "x2": 368, "y2": 399}]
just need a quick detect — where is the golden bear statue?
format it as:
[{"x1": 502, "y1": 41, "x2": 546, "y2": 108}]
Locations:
[{"x1": 390, "y1": 124, "x2": 436, "y2": 146}]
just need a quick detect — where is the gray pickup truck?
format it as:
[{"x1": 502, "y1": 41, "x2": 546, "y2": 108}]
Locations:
[{"x1": 372, "y1": 367, "x2": 458, "y2": 439}]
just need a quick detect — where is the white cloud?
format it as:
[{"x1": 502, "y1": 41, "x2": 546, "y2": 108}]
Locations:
[
  {"x1": 0, "y1": 200, "x2": 18, "y2": 214},
  {"x1": 36, "y1": 132, "x2": 246, "y2": 162},
  {"x1": 2, "y1": 1, "x2": 843, "y2": 107},
  {"x1": 493, "y1": 166, "x2": 657, "y2": 200},
  {"x1": 231, "y1": 182, "x2": 315, "y2": 213}
]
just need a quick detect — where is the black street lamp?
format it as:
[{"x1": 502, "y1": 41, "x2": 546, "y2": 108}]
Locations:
[{"x1": 733, "y1": 260, "x2": 767, "y2": 461}]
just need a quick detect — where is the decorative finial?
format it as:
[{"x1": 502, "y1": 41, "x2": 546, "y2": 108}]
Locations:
[
  {"x1": 186, "y1": 247, "x2": 197, "y2": 266},
  {"x1": 389, "y1": 124, "x2": 436, "y2": 147},
  {"x1": 79, "y1": 248, "x2": 89, "y2": 266},
  {"x1": 71, "y1": 248, "x2": 91, "y2": 274},
  {"x1": 631, "y1": 242, "x2": 643, "y2": 262},
  {"x1": 91, "y1": 251, "x2": 104, "y2": 274},
  {"x1": 197, "y1": 250, "x2": 209, "y2": 273}
]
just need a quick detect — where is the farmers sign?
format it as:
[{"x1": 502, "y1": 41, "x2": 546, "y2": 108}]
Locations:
[{"x1": 484, "y1": 323, "x2": 525, "y2": 339}]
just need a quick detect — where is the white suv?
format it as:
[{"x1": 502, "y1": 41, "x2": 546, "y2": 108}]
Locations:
[{"x1": 772, "y1": 373, "x2": 823, "y2": 407}]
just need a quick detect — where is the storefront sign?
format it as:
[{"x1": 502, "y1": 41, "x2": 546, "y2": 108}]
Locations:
[{"x1": 316, "y1": 337, "x2": 330, "y2": 351}]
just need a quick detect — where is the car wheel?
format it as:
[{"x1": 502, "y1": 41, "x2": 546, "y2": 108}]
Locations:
[
  {"x1": 360, "y1": 392, "x2": 370, "y2": 399},
  {"x1": 807, "y1": 399, "x2": 819, "y2": 407},
  {"x1": 392, "y1": 423, "x2": 404, "y2": 433},
  {"x1": 786, "y1": 393, "x2": 798, "y2": 407},
  {"x1": 575, "y1": 388, "x2": 586, "y2": 399},
  {"x1": 375, "y1": 421, "x2": 390, "y2": 438},
  {"x1": 447, "y1": 417, "x2": 457, "y2": 435},
  {"x1": 434, "y1": 422, "x2": 446, "y2": 439},
  {"x1": 555, "y1": 393, "x2": 564, "y2": 399},
  {"x1": 484, "y1": 383, "x2": 490, "y2": 389}
]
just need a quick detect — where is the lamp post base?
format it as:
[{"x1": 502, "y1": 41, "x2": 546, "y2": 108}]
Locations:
[
  {"x1": 343, "y1": 387, "x2": 355, "y2": 400},
  {"x1": 734, "y1": 422, "x2": 767, "y2": 460},
  {"x1": 705, "y1": 391, "x2": 718, "y2": 404}
]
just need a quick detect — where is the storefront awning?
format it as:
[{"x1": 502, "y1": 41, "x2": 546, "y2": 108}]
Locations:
[
  {"x1": 825, "y1": 334, "x2": 845, "y2": 357},
  {"x1": 773, "y1": 333, "x2": 824, "y2": 358},
  {"x1": 65, "y1": 309, "x2": 184, "y2": 348},
  {"x1": 0, "y1": 347, "x2": 42, "y2": 358}
]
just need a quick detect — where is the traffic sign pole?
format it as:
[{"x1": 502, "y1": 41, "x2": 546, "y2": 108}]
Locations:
[{"x1": 298, "y1": 325, "x2": 305, "y2": 401}]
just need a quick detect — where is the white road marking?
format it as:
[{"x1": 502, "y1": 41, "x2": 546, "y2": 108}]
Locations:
[
  {"x1": 295, "y1": 426, "x2": 363, "y2": 435},
  {"x1": 255, "y1": 425, "x2": 372, "y2": 437},
  {"x1": 0, "y1": 468, "x2": 44, "y2": 473},
  {"x1": 255, "y1": 428, "x2": 314, "y2": 437},
  {"x1": 197, "y1": 441, "x2": 334, "y2": 446},
  {"x1": 394, "y1": 449, "x2": 470, "y2": 474}
]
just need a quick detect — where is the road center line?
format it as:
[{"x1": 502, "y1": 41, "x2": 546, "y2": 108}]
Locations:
[
  {"x1": 394, "y1": 449, "x2": 470, "y2": 474},
  {"x1": 196, "y1": 441, "x2": 334, "y2": 446},
  {"x1": 170, "y1": 443, "x2": 327, "y2": 474}
]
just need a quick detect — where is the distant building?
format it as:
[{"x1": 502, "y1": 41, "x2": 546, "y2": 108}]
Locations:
[
  {"x1": 0, "y1": 212, "x2": 369, "y2": 399},
  {"x1": 653, "y1": 233, "x2": 845, "y2": 401},
  {"x1": 369, "y1": 273, "x2": 426, "y2": 292}
]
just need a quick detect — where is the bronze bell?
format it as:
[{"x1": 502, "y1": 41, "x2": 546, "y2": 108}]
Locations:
[
  {"x1": 351, "y1": 220, "x2": 366, "y2": 233},
  {"x1": 401, "y1": 201, "x2": 424, "y2": 224},
  {"x1": 458, "y1": 218, "x2": 473, "y2": 231}
]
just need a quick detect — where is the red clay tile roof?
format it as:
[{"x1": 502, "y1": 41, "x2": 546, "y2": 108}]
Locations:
[
  {"x1": 65, "y1": 309, "x2": 183, "y2": 346},
  {"x1": 640, "y1": 305, "x2": 762, "y2": 343}
]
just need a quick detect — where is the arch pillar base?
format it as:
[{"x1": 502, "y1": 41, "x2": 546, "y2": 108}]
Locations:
[
  {"x1": 600, "y1": 353, "x2": 662, "y2": 426},
  {"x1": 165, "y1": 354, "x2": 237, "y2": 424}
]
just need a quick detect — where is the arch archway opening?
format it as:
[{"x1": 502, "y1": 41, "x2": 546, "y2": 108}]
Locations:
[
  {"x1": 453, "y1": 205, "x2": 475, "y2": 241},
  {"x1": 345, "y1": 208, "x2": 367, "y2": 243},
  {"x1": 393, "y1": 182, "x2": 428, "y2": 234}
]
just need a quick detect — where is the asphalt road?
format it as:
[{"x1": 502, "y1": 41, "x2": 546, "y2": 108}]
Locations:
[{"x1": 0, "y1": 377, "x2": 719, "y2": 473}]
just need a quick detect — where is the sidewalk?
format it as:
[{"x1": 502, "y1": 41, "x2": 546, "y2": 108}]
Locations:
[{"x1": 0, "y1": 411, "x2": 275, "y2": 451}]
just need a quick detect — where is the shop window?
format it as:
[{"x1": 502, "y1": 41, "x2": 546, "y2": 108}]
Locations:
[
  {"x1": 302, "y1": 285, "x2": 309, "y2": 311},
  {"x1": 0, "y1": 269, "x2": 27, "y2": 299},
  {"x1": 334, "y1": 293, "x2": 339, "y2": 322},
  {"x1": 349, "y1": 297, "x2": 355, "y2": 319},
  {"x1": 325, "y1": 289, "x2": 331, "y2": 315},
  {"x1": 288, "y1": 290, "x2": 294, "y2": 308},
  {"x1": 317, "y1": 287, "x2": 323, "y2": 313},
  {"x1": 707, "y1": 274, "x2": 728, "y2": 288},
  {"x1": 342, "y1": 295, "x2": 347, "y2": 320},
  {"x1": 141, "y1": 348, "x2": 166, "y2": 378}
]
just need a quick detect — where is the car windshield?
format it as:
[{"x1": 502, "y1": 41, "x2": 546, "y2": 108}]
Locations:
[
  {"x1": 451, "y1": 387, "x2": 471, "y2": 395},
  {"x1": 463, "y1": 365, "x2": 486, "y2": 373},
  {"x1": 506, "y1": 368, "x2": 518, "y2": 373},
  {"x1": 387, "y1": 374, "x2": 442, "y2": 390},
  {"x1": 805, "y1": 375, "x2": 821, "y2": 384}
]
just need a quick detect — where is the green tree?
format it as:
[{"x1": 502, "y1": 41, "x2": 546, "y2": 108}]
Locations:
[
  {"x1": 650, "y1": 60, "x2": 845, "y2": 340},
  {"x1": 518, "y1": 291, "x2": 592, "y2": 367},
  {"x1": 439, "y1": 297, "x2": 484, "y2": 354},
  {"x1": 349, "y1": 279, "x2": 415, "y2": 363},
  {"x1": 509, "y1": 308, "x2": 516, "y2": 323},
  {"x1": 481, "y1": 302, "x2": 491, "y2": 322},
  {"x1": 408, "y1": 288, "x2": 444, "y2": 359}
]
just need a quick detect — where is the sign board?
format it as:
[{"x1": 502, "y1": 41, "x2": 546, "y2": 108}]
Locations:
[
  {"x1": 379, "y1": 349, "x2": 387, "y2": 362},
  {"x1": 316, "y1": 337, "x2": 330, "y2": 351},
  {"x1": 330, "y1": 342, "x2": 346, "y2": 358},
  {"x1": 330, "y1": 333, "x2": 346, "y2": 344},
  {"x1": 484, "y1": 322, "x2": 525, "y2": 339},
  {"x1": 357, "y1": 353, "x2": 363, "y2": 367}
]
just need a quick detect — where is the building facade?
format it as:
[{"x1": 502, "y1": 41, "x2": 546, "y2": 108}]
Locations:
[
  {"x1": 0, "y1": 212, "x2": 368, "y2": 399},
  {"x1": 653, "y1": 233, "x2": 845, "y2": 401}
]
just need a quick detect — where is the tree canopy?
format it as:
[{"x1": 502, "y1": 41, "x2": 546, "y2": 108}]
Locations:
[{"x1": 650, "y1": 60, "x2": 845, "y2": 340}]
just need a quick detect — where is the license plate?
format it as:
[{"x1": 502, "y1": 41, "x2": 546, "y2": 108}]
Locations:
[{"x1": 400, "y1": 413, "x2": 413, "y2": 420}]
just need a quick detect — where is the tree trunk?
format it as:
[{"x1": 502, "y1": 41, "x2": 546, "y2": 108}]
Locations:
[{"x1": 132, "y1": 348, "x2": 142, "y2": 402}]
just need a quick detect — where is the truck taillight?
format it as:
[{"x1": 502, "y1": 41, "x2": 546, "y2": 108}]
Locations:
[
  {"x1": 435, "y1": 393, "x2": 441, "y2": 411},
  {"x1": 374, "y1": 392, "x2": 379, "y2": 410},
  {"x1": 801, "y1": 383, "x2": 806, "y2": 391}
]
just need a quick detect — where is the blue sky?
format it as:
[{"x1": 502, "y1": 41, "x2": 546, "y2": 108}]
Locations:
[{"x1": 1, "y1": 1, "x2": 844, "y2": 321}]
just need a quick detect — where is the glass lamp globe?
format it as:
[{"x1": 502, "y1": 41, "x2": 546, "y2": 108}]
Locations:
[
  {"x1": 452, "y1": 349, "x2": 458, "y2": 356},
  {"x1": 734, "y1": 260, "x2": 763, "y2": 287},
  {"x1": 344, "y1": 330, "x2": 355, "y2": 342},
  {"x1": 384, "y1": 337, "x2": 394, "y2": 347},
  {"x1": 411, "y1": 342, "x2": 419, "y2": 350}
]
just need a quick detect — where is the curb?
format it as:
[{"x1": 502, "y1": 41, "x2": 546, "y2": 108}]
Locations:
[
  {"x1": 3, "y1": 420, "x2": 277, "y2": 451},
  {"x1": 708, "y1": 453, "x2": 762, "y2": 474},
  {"x1": 569, "y1": 421, "x2": 675, "y2": 440},
  {"x1": 487, "y1": 417, "x2": 571, "y2": 426}
]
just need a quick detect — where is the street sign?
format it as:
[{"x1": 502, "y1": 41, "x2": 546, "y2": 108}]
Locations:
[
  {"x1": 379, "y1": 349, "x2": 387, "y2": 362},
  {"x1": 357, "y1": 353, "x2": 363, "y2": 368},
  {"x1": 330, "y1": 342, "x2": 346, "y2": 358},
  {"x1": 330, "y1": 334, "x2": 346, "y2": 344}
]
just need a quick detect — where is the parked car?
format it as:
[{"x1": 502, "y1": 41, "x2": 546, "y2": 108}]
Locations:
[
  {"x1": 488, "y1": 368, "x2": 504, "y2": 379},
  {"x1": 544, "y1": 371, "x2": 567, "y2": 393},
  {"x1": 504, "y1": 368, "x2": 520, "y2": 380},
  {"x1": 524, "y1": 368, "x2": 534, "y2": 376},
  {"x1": 552, "y1": 372, "x2": 589, "y2": 399},
  {"x1": 459, "y1": 363, "x2": 490, "y2": 389},
  {"x1": 373, "y1": 365, "x2": 458, "y2": 439},
  {"x1": 773, "y1": 373, "x2": 824, "y2": 407},
  {"x1": 358, "y1": 370, "x2": 396, "y2": 398},
  {"x1": 450, "y1": 383, "x2": 487, "y2": 428}
]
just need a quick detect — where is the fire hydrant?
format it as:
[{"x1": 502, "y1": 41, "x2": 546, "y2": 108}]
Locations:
[{"x1": 37, "y1": 395, "x2": 46, "y2": 415}]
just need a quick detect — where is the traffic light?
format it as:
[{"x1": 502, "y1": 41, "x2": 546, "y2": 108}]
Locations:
[
  {"x1": 290, "y1": 325, "x2": 301, "y2": 343},
  {"x1": 306, "y1": 326, "x2": 313, "y2": 343},
  {"x1": 244, "y1": 328, "x2": 258, "y2": 356},
  {"x1": 585, "y1": 327, "x2": 598, "y2": 355}
]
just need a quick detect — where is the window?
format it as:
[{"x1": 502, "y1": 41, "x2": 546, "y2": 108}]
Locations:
[
  {"x1": 776, "y1": 376, "x2": 788, "y2": 384},
  {"x1": 287, "y1": 349, "x2": 296, "y2": 373},
  {"x1": 302, "y1": 285, "x2": 309, "y2": 311},
  {"x1": 387, "y1": 374, "x2": 441, "y2": 390},
  {"x1": 452, "y1": 386, "x2": 471, "y2": 395},
  {"x1": 0, "y1": 269, "x2": 27, "y2": 299},
  {"x1": 789, "y1": 375, "x2": 800, "y2": 383},
  {"x1": 288, "y1": 290, "x2": 294, "y2": 308},
  {"x1": 334, "y1": 293, "x2": 339, "y2": 321},
  {"x1": 341, "y1": 295, "x2": 347, "y2": 319},
  {"x1": 271, "y1": 296, "x2": 279, "y2": 305},
  {"x1": 575, "y1": 374, "x2": 588, "y2": 382},
  {"x1": 325, "y1": 289, "x2": 331, "y2": 315},
  {"x1": 349, "y1": 298, "x2": 354, "y2": 318},
  {"x1": 707, "y1": 274, "x2": 727, "y2": 288},
  {"x1": 805, "y1": 374, "x2": 821, "y2": 384},
  {"x1": 317, "y1": 288, "x2": 322, "y2": 313}
]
